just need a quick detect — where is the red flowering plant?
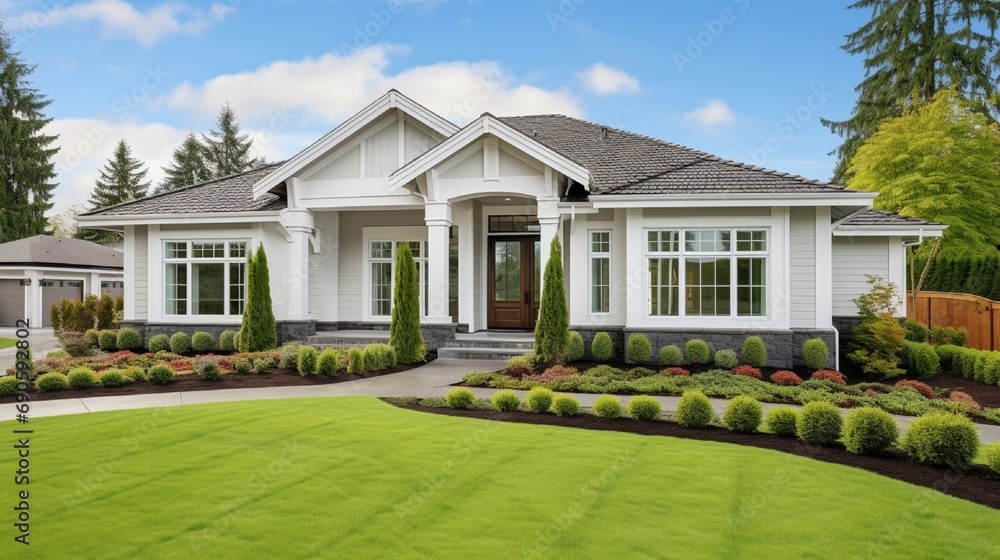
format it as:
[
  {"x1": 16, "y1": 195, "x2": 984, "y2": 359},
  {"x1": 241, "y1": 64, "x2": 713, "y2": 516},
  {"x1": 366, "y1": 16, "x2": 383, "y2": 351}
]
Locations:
[
  {"x1": 770, "y1": 370, "x2": 803, "y2": 386},
  {"x1": 731, "y1": 365, "x2": 762, "y2": 379}
]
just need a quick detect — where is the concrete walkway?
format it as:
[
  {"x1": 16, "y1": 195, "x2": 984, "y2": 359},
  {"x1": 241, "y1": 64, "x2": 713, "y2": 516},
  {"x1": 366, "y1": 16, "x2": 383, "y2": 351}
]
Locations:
[
  {"x1": 2, "y1": 357, "x2": 999, "y2": 444},
  {"x1": 0, "y1": 328, "x2": 61, "y2": 375}
]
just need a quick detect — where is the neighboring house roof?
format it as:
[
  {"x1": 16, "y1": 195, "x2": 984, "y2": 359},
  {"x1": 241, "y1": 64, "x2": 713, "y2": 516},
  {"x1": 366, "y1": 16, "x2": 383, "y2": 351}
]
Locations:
[
  {"x1": 82, "y1": 164, "x2": 286, "y2": 216},
  {"x1": 0, "y1": 235, "x2": 123, "y2": 269},
  {"x1": 837, "y1": 209, "x2": 940, "y2": 227},
  {"x1": 499, "y1": 115, "x2": 846, "y2": 195}
]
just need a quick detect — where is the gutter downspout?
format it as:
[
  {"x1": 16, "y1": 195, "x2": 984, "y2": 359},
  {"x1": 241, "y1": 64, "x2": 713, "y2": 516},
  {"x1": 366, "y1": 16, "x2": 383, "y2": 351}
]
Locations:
[{"x1": 830, "y1": 323, "x2": 840, "y2": 371}]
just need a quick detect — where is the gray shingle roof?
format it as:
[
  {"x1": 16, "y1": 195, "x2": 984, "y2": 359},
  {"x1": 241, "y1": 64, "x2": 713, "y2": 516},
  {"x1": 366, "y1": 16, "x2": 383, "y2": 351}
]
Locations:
[
  {"x1": 84, "y1": 164, "x2": 286, "y2": 216},
  {"x1": 838, "y1": 209, "x2": 941, "y2": 227},
  {"x1": 499, "y1": 115, "x2": 845, "y2": 195},
  {"x1": 0, "y1": 235, "x2": 123, "y2": 269}
]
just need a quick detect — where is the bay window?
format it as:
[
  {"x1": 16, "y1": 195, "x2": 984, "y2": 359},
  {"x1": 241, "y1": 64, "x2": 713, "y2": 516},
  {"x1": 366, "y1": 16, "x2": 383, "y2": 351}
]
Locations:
[{"x1": 164, "y1": 240, "x2": 247, "y2": 316}]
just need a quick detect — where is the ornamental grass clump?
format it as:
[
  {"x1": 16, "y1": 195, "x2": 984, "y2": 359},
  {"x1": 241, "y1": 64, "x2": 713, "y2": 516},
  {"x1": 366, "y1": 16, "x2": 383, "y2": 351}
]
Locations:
[
  {"x1": 593, "y1": 395, "x2": 622, "y2": 419},
  {"x1": 445, "y1": 387, "x2": 476, "y2": 409},
  {"x1": 675, "y1": 391, "x2": 713, "y2": 428},
  {"x1": 841, "y1": 407, "x2": 898, "y2": 455},
  {"x1": 765, "y1": 407, "x2": 799, "y2": 437},
  {"x1": 525, "y1": 387, "x2": 555, "y2": 413},
  {"x1": 591, "y1": 332, "x2": 614, "y2": 362},
  {"x1": 797, "y1": 401, "x2": 843, "y2": 446},
  {"x1": 626, "y1": 333, "x2": 652, "y2": 363},
  {"x1": 491, "y1": 390, "x2": 520, "y2": 412},
  {"x1": 659, "y1": 345, "x2": 684, "y2": 366},
  {"x1": 551, "y1": 395, "x2": 582, "y2": 417},
  {"x1": 723, "y1": 396, "x2": 762, "y2": 433},
  {"x1": 627, "y1": 395, "x2": 661, "y2": 421},
  {"x1": 901, "y1": 413, "x2": 979, "y2": 468}
]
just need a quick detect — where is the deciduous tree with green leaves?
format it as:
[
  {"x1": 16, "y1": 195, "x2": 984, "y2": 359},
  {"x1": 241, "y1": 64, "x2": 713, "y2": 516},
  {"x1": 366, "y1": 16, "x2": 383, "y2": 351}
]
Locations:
[
  {"x1": 239, "y1": 244, "x2": 277, "y2": 352},
  {"x1": 390, "y1": 243, "x2": 425, "y2": 363},
  {"x1": 78, "y1": 139, "x2": 150, "y2": 244},
  {"x1": 534, "y1": 236, "x2": 569, "y2": 364}
]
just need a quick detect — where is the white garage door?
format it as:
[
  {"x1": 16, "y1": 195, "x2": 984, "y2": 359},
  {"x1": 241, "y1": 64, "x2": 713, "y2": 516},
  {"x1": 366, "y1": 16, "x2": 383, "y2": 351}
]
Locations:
[
  {"x1": 41, "y1": 280, "x2": 84, "y2": 327},
  {"x1": 0, "y1": 280, "x2": 25, "y2": 328}
]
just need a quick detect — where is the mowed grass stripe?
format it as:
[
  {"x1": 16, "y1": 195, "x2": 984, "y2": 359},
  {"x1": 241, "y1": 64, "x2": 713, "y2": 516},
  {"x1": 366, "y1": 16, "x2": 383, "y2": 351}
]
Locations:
[{"x1": 2, "y1": 397, "x2": 999, "y2": 560}]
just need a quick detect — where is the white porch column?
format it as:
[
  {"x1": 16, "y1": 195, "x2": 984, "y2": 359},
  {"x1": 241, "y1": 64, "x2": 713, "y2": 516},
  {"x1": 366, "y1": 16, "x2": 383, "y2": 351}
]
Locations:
[
  {"x1": 279, "y1": 209, "x2": 314, "y2": 321},
  {"x1": 425, "y1": 202, "x2": 453, "y2": 324},
  {"x1": 537, "y1": 198, "x2": 561, "y2": 296},
  {"x1": 624, "y1": 208, "x2": 643, "y2": 328},
  {"x1": 455, "y1": 202, "x2": 474, "y2": 328}
]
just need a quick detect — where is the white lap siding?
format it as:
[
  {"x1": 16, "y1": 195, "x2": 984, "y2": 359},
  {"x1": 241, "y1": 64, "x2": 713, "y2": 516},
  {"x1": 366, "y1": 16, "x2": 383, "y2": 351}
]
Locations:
[
  {"x1": 832, "y1": 236, "x2": 891, "y2": 316},
  {"x1": 789, "y1": 207, "x2": 816, "y2": 328}
]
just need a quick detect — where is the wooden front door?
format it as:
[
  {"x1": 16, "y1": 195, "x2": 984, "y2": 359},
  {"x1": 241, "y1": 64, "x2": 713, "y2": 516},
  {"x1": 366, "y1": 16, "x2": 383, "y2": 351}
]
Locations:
[{"x1": 488, "y1": 236, "x2": 540, "y2": 329}]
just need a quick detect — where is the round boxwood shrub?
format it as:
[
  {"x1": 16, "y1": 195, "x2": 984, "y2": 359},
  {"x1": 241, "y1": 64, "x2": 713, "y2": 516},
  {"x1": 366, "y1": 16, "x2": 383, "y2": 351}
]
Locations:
[
  {"x1": 552, "y1": 394, "x2": 582, "y2": 417},
  {"x1": 297, "y1": 346, "x2": 318, "y2": 376},
  {"x1": 593, "y1": 395, "x2": 623, "y2": 419},
  {"x1": 99, "y1": 368, "x2": 127, "y2": 388},
  {"x1": 842, "y1": 407, "x2": 898, "y2": 455},
  {"x1": 147, "y1": 334, "x2": 170, "y2": 353},
  {"x1": 316, "y1": 348, "x2": 343, "y2": 377},
  {"x1": 797, "y1": 401, "x2": 843, "y2": 446},
  {"x1": 98, "y1": 330, "x2": 118, "y2": 350},
  {"x1": 191, "y1": 332, "x2": 216, "y2": 352},
  {"x1": 659, "y1": 345, "x2": 684, "y2": 366},
  {"x1": 714, "y1": 349, "x2": 739, "y2": 369},
  {"x1": 491, "y1": 390, "x2": 520, "y2": 412},
  {"x1": 0, "y1": 376, "x2": 21, "y2": 396},
  {"x1": 984, "y1": 443, "x2": 1000, "y2": 474},
  {"x1": 34, "y1": 372, "x2": 67, "y2": 392},
  {"x1": 675, "y1": 391, "x2": 713, "y2": 428},
  {"x1": 765, "y1": 407, "x2": 799, "y2": 437},
  {"x1": 445, "y1": 387, "x2": 476, "y2": 409},
  {"x1": 116, "y1": 328, "x2": 142, "y2": 350},
  {"x1": 684, "y1": 339, "x2": 711, "y2": 365},
  {"x1": 723, "y1": 396, "x2": 762, "y2": 433},
  {"x1": 627, "y1": 395, "x2": 661, "y2": 421},
  {"x1": 525, "y1": 387, "x2": 555, "y2": 413},
  {"x1": 591, "y1": 332, "x2": 614, "y2": 362},
  {"x1": 901, "y1": 413, "x2": 980, "y2": 468},
  {"x1": 219, "y1": 330, "x2": 237, "y2": 352},
  {"x1": 626, "y1": 333, "x2": 652, "y2": 363},
  {"x1": 67, "y1": 367, "x2": 98, "y2": 389},
  {"x1": 566, "y1": 331, "x2": 585, "y2": 362},
  {"x1": 910, "y1": 343, "x2": 940, "y2": 379},
  {"x1": 169, "y1": 332, "x2": 191, "y2": 354},
  {"x1": 742, "y1": 336, "x2": 767, "y2": 367},
  {"x1": 802, "y1": 338, "x2": 829, "y2": 369},
  {"x1": 84, "y1": 329, "x2": 100, "y2": 347},
  {"x1": 148, "y1": 364, "x2": 176, "y2": 385}
]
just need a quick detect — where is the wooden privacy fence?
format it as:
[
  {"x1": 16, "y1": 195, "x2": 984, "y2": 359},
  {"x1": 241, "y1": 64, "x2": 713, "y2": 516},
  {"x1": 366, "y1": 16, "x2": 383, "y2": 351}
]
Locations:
[{"x1": 907, "y1": 291, "x2": 1000, "y2": 351}]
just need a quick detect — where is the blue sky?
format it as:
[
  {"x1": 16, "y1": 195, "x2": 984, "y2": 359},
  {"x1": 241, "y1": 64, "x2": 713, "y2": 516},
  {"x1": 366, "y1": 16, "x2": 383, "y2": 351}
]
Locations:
[{"x1": 3, "y1": 0, "x2": 870, "y2": 215}]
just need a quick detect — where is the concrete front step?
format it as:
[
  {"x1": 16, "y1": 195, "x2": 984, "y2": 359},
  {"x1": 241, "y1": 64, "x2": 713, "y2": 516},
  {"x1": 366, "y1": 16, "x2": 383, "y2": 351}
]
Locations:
[
  {"x1": 306, "y1": 337, "x2": 389, "y2": 348},
  {"x1": 437, "y1": 346, "x2": 531, "y2": 360},
  {"x1": 441, "y1": 339, "x2": 535, "y2": 350}
]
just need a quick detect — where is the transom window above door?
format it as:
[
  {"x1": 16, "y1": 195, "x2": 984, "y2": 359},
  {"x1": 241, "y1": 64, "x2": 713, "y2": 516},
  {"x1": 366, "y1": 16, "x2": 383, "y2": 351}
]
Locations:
[{"x1": 489, "y1": 215, "x2": 540, "y2": 233}]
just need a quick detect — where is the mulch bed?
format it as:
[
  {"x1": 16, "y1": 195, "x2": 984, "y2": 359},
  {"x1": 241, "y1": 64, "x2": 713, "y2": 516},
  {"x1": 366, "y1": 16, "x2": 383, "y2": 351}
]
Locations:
[
  {"x1": 2, "y1": 360, "x2": 432, "y2": 403},
  {"x1": 390, "y1": 403, "x2": 1000, "y2": 510}
]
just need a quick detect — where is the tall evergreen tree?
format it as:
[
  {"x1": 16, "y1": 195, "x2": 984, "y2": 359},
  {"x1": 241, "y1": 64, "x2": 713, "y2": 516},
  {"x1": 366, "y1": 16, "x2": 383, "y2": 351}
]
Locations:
[
  {"x1": 390, "y1": 243, "x2": 426, "y2": 363},
  {"x1": 0, "y1": 23, "x2": 58, "y2": 243},
  {"x1": 534, "y1": 236, "x2": 569, "y2": 365},
  {"x1": 202, "y1": 103, "x2": 261, "y2": 178},
  {"x1": 239, "y1": 243, "x2": 277, "y2": 352},
  {"x1": 77, "y1": 139, "x2": 149, "y2": 244},
  {"x1": 822, "y1": 0, "x2": 1000, "y2": 183},
  {"x1": 155, "y1": 132, "x2": 210, "y2": 194}
]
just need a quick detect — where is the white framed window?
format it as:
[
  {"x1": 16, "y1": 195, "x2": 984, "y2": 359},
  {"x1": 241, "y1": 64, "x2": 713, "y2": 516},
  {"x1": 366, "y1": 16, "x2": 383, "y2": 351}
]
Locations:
[
  {"x1": 589, "y1": 230, "x2": 611, "y2": 314},
  {"x1": 368, "y1": 240, "x2": 428, "y2": 318},
  {"x1": 645, "y1": 228, "x2": 768, "y2": 318},
  {"x1": 163, "y1": 240, "x2": 248, "y2": 317}
]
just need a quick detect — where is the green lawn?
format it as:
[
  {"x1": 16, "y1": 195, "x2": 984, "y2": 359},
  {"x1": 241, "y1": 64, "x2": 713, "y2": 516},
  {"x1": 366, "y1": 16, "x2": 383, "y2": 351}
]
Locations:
[
  {"x1": 3, "y1": 397, "x2": 1000, "y2": 559},
  {"x1": 0, "y1": 337, "x2": 16, "y2": 350}
]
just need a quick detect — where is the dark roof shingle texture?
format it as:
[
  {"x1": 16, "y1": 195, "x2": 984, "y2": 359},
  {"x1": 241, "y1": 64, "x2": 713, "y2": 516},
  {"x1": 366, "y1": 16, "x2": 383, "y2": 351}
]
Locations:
[
  {"x1": 0, "y1": 235, "x2": 123, "y2": 268},
  {"x1": 839, "y1": 209, "x2": 941, "y2": 227},
  {"x1": 500, "y1": 115, "x2": 846, "y2": 195}
]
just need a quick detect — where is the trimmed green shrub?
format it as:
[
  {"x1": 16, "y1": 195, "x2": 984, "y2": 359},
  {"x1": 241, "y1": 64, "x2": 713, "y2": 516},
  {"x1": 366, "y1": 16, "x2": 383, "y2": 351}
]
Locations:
[
  {"x1": 534, "y1": 236, "x2": 569, "y2": 364},
  {"x1": 903, "y1": 320, "x2": 930, "y2": 343},
  {"x1": 525, "y1": 387, "x2": 555, "y2": 413},
  {"x1": 626, "y1": 333, "x2": 652, "y2": 363},
  {"x1": 552, "y1": 394, "x2": 582, "y2": 416},
  {"x1": 169, "y1": 332, "x2": 191, "y2": 354},
  {"x1": 627, "y1": 395, "x2": 662, "y2": 421},
  {"x1": 445, "y1": 387, "x2": 476, "y2": 409},
  {"x1": 659, "y1": 345, "x2": 684, "y2": 366},
  {"x1": 194, "y1": 358, "x2": 222, "y2": 381},
  {"x1": 297, "y1": 346, "x2": 318, "y2": 376},
  {"x1": 34, "y1": 373, "x2": 67, "y2": 392},
  {"x1": 49, "y1": 301, "x2": 61, "y2": 331},
  {"x1": 252, "y1": 359, "x2": 270, "y2": 375},
  {"x1": 901, "y1": 413, "x2": 980, "y2": 468},
  {"x1": 232, "y1": 358, "x2": 252, "y2": 374},
  {"x1": 909, "y1": 342, "x2": 940, "y2": 379},
  {"x1": 116, "y1": 328, "x2": 142, "y2": 350},
  {"x1": 842, "y1": 407, "x2": 898, "y2": 455},
  {"x1": 714, "y1": 349, "x2": 739, "y2": 369},
  {"x1": 233, "y1": 330, "x2": 242, "y2": 352},
  {"x1": 84, "y1": 329, "x2": 100, "y2": 347},
  {"x1": 219, "y1": 330, "x2": 237, "y2": 352},
  {"x1": 148, "y1": 364, "x2": 175, "y2": 384},
  {"x1": 99, "y1": 369, "x2": 127, "y2": 388},
  {"x1": 191, "y1": 332, "x2": 215, "y2": 352},
  {"x1": 984, "y1": 443, "x2": 1000, "y2": 474},
  {"x1": 685, "y1": 339, "x2": 711, "y2": 365},
  {"x1": 389, "y1": 243, "x2": 426, "y2": 364},
  {"x1": 316, "y1": 349, "x2": 343, "y2": 377},
  {"x1": 591, "y1": 332, "x2": 614, "y2": 362},
  {"x1": 362, "y1": 343, "x2": 397, "y2": 372},
  {"x1": 675, "y1": 391, "x2": 713, "y2": 427},
  {"x1": 593, "y1": 395, "x2": 623, "y2": 419},
  {"x1": 124, "y1": 366, "x2": 146, "y2": 382},
  {"x1": 98, "y1": 330, "x2": 118, "y2": 350},
  {"x1": 491, "y1": 390, "x2": 520, "y2": 412},
  {"x1": 723, "y1": 396, "x2": 762, "y2": 433},
  {"x1": 147, "y1": 334, "x2": 170, "y2": 353},
  {"x1": 797, "y1": 401, "x2": 843, "y2": 446},
  {"x1": 67, "y1": 367, "x2": 98, "y2": 389},
  {"x1": 802, "y1": 338, "x2": 829, "y2": 369},
  {"x1": 347, "y1": 348, "x2": 364, "y2": 374},
  {"x1": 930, "y1": 325, "x2": 968, "y2": 347},
  {"x1": 566, "y1": 331, "x2": 585, "y2": 362},
  {"x1": 742, "y1": 336, "x2": 767, "y2": 367},
  {"x1": 0, "y1": 376, "x2": 21, "y2": 396},
  {"x1": 278, "y1": 342, "x2": 302, "y2": 369},
  {"x1": 765, "y1": 407, "x2": 799, "y2": 437}
]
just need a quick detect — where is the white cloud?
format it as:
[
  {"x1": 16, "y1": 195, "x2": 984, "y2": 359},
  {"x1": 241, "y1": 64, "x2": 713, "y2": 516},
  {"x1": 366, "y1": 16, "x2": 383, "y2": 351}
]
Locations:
[
  {"x1": 682, "y1": 98, "x2": 737, "y2": 128},
  {"x1": 157, "y1": 45, "x2": 583, "y2": 125},
  {"x1": 13, "y1": 0, "x2": 236, "y2": 47},
  {"x1": 576, "y1": 63, "x2": 640, "y2": 96}
]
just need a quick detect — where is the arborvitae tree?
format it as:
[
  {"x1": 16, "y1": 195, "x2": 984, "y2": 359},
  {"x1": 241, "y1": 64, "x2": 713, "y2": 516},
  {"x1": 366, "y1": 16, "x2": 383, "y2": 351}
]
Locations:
[
  {"x1": 534, "y1": 236, "x2": 569, "y2": 364},
  {"x1": 389, "y1": 243, "x2": 425, "y2": 363},
  {"x1": 202, "y1": 103, "x2": 261, "y2": 179},
  {"x1": 156, "y1": 132, "x2": 210, "y2": 194},
  {"x1": 239, "y1": 243, "x2": 277, "y2": 351},
  {"x1": 77, "y1": 139, "x2": 150, "y2": 244},
  {"x1": 0, "y1": 24, "x2": 58, "y2": 243},
  {"x1": 822, "y1": 0, "x2": 1000, "y2": 183}
]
